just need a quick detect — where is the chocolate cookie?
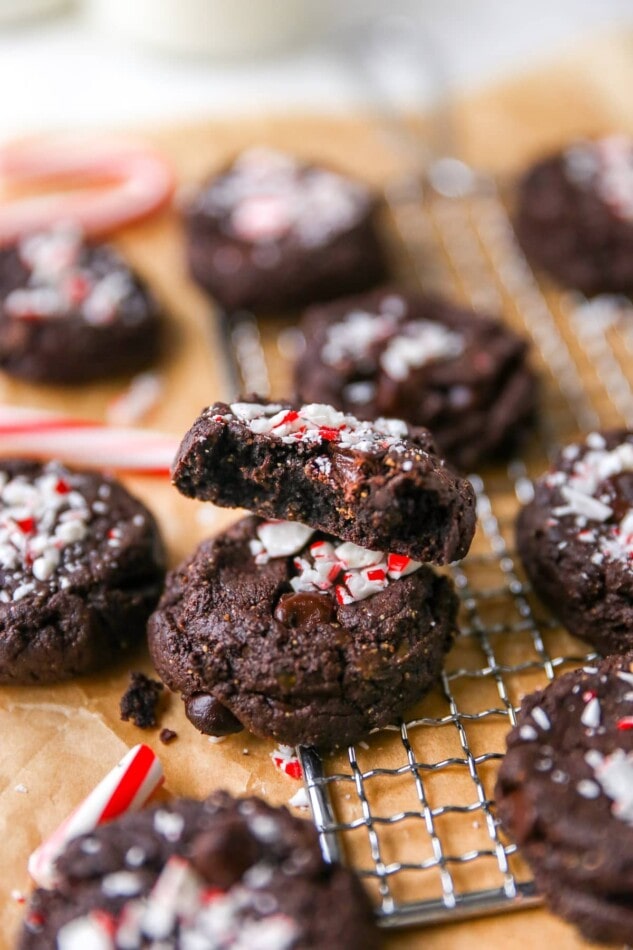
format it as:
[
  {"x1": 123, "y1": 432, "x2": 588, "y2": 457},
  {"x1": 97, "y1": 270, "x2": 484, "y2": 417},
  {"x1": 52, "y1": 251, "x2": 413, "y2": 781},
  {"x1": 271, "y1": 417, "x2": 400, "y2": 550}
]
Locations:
[
  {"x1": 517, "y1": 429, "x2": 633, "y2": 655},
  {"x1": 0, "y1": 225, "x2": 163, "y2": 383},
  {"x1": 20, "y1": 790, "x2": 381, "y2": 949},
  {"x1": 172, "y1": 399, "x2": 476, "y2": 564},
  {"x1": 148, "y1": 515, "x2": 457, "y2": 749},
  {"x1": 516, "y1": 135, "x2": 633, "y2": 294},
  {"x1": 0, "y1": 459, "x2": 165, "y2": 684},
  {"x1": 294, "y1": 288, "x2": 538, "y2": 470},
  {"x1": 183, "y1": 147, "x2": 387, "y2": 312},
  {"x1": 495, "y1": 654, "x2": 633, "y2": 945}
]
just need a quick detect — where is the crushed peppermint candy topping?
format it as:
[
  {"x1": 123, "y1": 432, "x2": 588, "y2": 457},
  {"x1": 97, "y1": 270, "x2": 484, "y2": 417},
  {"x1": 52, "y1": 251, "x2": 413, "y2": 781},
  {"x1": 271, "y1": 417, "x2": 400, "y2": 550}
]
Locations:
[
  {"x1": 0, "y1": 464, "x2": 95, "y2": 598},
  {"x1": 193, "y1": 146, "x2": 370, "y2": 248},
  {"x1": 3, "y1": 224, "x2": 134, "y2": 325},
  {"x1": 564, "y1": 135, "x2": 633, "y2": 220},
  {"x1": 586, "y1": 748, "x2": 633, "y2": 824},
  {"x1": 270, "y1": 744, "x2": 303, "y2": 780},
  {"x1": 250, "y1": 519, "x2": 423, "y2": 605},
  {"x1": 546, "y1": 434, "x2": 633, "y2": 566},
  {"x1": 212, "y1": 401, "x2": 411, "y2": 455},
  {"x1": 57, "y1": 853, "x2": 300, "y2": 950},
  {"x1": 322, "y1": 304, "x2": 465, "y2": 382}
]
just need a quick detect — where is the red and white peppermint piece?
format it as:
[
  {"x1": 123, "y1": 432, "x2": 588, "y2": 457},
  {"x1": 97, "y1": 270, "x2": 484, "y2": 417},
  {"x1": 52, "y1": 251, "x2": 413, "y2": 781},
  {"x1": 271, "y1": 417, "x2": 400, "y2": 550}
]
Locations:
[
  {"x1": 270, "y1": 744, "x2": 303, "y2": 780},
  {"x1": 343, "y1": 563, "x2": 389, "y2": 601},
  {"x1": 256, "y1": 520, "x2": 315, "y2": 558},
  {"x1": 387, "y1": 552, "x2": 422, "y2": 577},
  {"x1": 334, "y1": 541, "x2": 383, "y2": 570},
  {"x1": 28, "y1": 744, "x2": 163, "y2": 888}
]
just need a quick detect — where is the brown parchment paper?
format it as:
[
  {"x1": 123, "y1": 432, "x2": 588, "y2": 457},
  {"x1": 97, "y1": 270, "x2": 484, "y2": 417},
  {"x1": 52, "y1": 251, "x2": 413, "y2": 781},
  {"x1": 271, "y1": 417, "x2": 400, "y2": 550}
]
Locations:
[{"x1": 3, "y1": 31, "x2": 633, "y2": 948}]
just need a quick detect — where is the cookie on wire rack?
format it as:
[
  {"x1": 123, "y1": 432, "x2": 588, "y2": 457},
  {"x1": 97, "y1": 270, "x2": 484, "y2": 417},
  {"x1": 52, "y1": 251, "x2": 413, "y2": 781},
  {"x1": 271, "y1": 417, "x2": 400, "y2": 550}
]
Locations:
[
  {"x1": 293, "y1": 287, "x2": 538, "y2": 470},
  {"x1": 516, "y1": 135, "x2": 633, "y2": 294},
  {"x1": 496, "y1": 653, "x2": 633, "y2": 945},
  {"x1": 517, "y1": 429, "x2": 633, "y2": 655},
  {"x1": 182, "y1": 147, "x2": 387, "y2": 312}
]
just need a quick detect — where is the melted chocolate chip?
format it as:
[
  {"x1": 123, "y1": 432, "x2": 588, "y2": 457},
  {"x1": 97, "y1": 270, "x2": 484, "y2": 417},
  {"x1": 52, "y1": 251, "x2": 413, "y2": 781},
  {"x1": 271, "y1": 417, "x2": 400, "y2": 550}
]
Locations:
[
  {"x1": 274, "y1": 591, "x2": 334, "y2": 627},
  {"x1": 185, "y1": 694, "x2": 243, "y2": 736}
]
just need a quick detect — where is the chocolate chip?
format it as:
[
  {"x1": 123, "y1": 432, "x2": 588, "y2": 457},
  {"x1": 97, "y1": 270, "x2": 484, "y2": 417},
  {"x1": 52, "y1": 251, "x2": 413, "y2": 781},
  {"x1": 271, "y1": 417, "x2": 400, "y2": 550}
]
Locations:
[{"x1": 184, "y1": 694, "x2": 243, "y2": 736}]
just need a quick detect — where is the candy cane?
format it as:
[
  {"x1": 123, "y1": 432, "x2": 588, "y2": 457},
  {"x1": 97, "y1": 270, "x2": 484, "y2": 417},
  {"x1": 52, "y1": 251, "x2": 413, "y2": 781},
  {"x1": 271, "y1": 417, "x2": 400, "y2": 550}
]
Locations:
[
  {"x1": 28, "y1": 744, "x2": 164, "y2": 889},
  {"x1": 0, "y1": 405, "x2": 179, "y2": 474},
  {"x1": 0, "y1": 135, "x2": 175, "y2": 243}
]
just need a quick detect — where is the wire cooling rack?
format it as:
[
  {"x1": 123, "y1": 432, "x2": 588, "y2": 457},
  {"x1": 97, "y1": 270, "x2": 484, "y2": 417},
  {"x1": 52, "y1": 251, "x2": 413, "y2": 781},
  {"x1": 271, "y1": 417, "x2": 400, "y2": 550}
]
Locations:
[{"x1": 218, "y1": 162, "x2": 628, "y2": 929}]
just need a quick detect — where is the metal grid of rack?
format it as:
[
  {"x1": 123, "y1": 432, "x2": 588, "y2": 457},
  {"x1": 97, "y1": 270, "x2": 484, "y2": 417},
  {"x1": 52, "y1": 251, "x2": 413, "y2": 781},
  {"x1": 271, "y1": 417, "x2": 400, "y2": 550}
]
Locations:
[{"x1": 220, "y1": 164, "x2": 626, "y2": 929}]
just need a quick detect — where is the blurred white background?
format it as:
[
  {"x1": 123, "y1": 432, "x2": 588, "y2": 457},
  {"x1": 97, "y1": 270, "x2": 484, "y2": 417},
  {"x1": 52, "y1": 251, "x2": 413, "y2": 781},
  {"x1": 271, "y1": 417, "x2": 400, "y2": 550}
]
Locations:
[{"x1": 0, "y1": 0, "x2": 631, "y2": 137}]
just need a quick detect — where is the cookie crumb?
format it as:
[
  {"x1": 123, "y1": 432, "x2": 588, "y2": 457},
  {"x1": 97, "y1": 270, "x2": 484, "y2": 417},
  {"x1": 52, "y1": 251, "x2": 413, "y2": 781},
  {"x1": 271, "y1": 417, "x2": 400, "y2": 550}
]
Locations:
[
  {"x1": 159, "y1": 728, "x2": 177, "y2": 745},
  {"x1": 120, "y1": 672, "x2": 164, "y2": 729}
]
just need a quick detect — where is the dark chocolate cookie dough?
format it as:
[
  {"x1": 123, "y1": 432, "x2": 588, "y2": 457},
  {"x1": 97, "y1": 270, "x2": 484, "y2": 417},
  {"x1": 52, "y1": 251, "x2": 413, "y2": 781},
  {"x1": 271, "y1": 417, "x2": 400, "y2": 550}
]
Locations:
[
  {"x1": 183, "y1": 147, "x2": 387, "y2": 312},
  {"x1": 20, "y1": 791, "x2": 381, "y2": 950},
  {"x1": 517, "y1": 429, "x2": 633, "y2": 655},
  {"x1": 516, "y1": 135, "x2": 633, "y2": 294},
  {"x1": 496, "y1": 654, "x2": 633, "y2": 945},
  {"x1": 0, "y1": 459, "x2": 165, "y2": 684},
  {"x1": 172, "y1": 399, "x2": 476, "y2": 564},
  {"x1": 148, "y1": 515, "x2": 457, "y2": 750},
  {"x1": 295, "y1": 288, "x2": 538, "y2": 470},
  {"x1": 0, "y1": 225, "x2": 163, "y2": 384}
]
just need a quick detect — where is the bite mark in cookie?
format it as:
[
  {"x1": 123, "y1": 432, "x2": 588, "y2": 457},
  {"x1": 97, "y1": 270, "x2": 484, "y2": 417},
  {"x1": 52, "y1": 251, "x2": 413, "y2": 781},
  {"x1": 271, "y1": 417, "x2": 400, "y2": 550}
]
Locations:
[{"x1": 172, "y1": 399, "x2": 476, "y2": 564}]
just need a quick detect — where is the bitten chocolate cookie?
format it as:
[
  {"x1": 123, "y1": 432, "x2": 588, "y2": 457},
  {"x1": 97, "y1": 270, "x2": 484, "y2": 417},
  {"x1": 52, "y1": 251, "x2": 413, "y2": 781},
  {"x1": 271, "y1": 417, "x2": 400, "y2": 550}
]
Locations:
[
  {"x1": 148, "y1": 515, "x2": 457, "y2": 749},
  {"x1": 20, "y1": 791, "x2": 381, "y2": 949},
  {"x1": 172, "y1": 399, "x2": 476, "y2": 564},
  {"x1": 496, "y1": 654, "x2": 633, "y2": 945},
  {"x1": 0, "y1": 225, "x2": 163, "y2": 383},
  {"x1": 294, "y1": 288, "x2": 538, "y2": 470},
  {"x1": 183, "y1": 147, "x2": 387, "y2": 312},
  {"x1": 516, "y1": 135, "x2": 633, "y2": 294},
  {"x1": 0, "y1": 459, "x2": 165, "y2": 684},
  {"x1": 517, "y1": 429, "x2": 633, "y2": 655}
]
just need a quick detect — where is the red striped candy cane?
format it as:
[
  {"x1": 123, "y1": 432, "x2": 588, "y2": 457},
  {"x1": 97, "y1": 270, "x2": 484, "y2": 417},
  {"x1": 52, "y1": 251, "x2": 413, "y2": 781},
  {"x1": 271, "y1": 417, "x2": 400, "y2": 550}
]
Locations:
[
  {"x1": 28, "y1": 744, "x2": 164, "y2": 888},
  {"x1": 0, "y1": 405, "x2": 179, "y2": 475}
]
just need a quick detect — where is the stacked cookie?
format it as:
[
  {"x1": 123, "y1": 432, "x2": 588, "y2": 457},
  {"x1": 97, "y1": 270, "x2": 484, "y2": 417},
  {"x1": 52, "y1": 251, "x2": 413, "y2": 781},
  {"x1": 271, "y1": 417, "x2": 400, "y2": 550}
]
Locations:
[{"x1": 148, "y1": 398, "x2": 476, "y2": 749}]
